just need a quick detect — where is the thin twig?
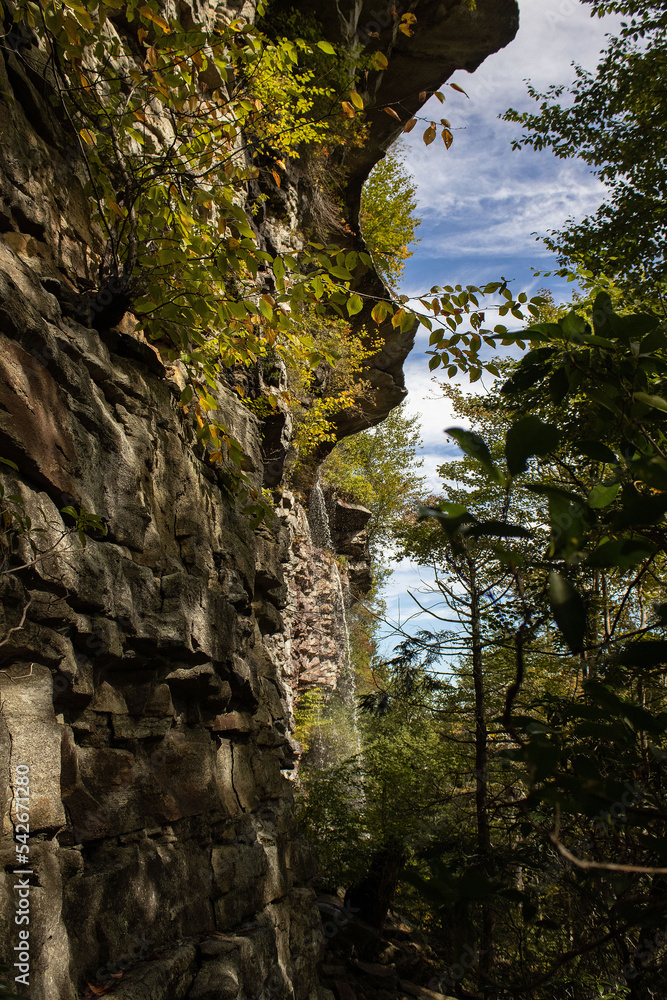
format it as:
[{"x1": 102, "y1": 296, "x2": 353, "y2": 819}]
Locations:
[{"x1": 0, "y1": 598, "x2": 32, "y2": 651}]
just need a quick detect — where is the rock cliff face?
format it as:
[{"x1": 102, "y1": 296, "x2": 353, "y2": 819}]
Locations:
[{"x1": 0, "y1": 2, "x2": 518, "y2": 999}]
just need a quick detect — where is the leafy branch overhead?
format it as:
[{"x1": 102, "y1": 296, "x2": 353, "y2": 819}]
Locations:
[
  {"x1": 2, "y1": 0, "x2": 541, "y2": 523},
  {"x1": 380, "y1": 82, "x2": 470, "y2": 149},
  {"x1": 425, "y1": 290, "x2": 667, "y2": 657}
]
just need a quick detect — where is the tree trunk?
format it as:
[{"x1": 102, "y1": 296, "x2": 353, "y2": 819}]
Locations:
[
  {"x1": 468, "y1": 557, "x2": 494, "y2": 985},
  {"x1": 343, "y1": 838, "x2": 405, "y2": 935}
]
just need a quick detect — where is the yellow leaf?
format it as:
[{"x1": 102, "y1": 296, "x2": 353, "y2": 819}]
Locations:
[
  {"x1": 383, "y1": 106, "x2": 401, "y2": 120},
  {"x1": 440, "y1": 118, "x2": 451, "y2": 128},
  {"x1": 188, "y1": 94, "x2": 198, "y2": 112},
  {"x1": 391, "y1": 308, "x2": 406, "y2": 328},
  {"x1": 371, "y1": 302, "x2": 389, "y2": 324},
  {"x1": 62, "y1": 14, "x2": 79, "y2": 44},
  {"x1": 138, "y1": 5, "x2": 170, "y2": 31},
  {"x1": 423, "y1": 124, "x2": 436, "y2": 146},
  {"x1": 434, "y1": 91, "x2": 445, "y2": 104},
  {"x1": 72, "y1": 7, "x2": 94, "y2": 29},
  {"x1": 450, "y1": 82, "x2": 469, "y2": 98},
  {"x1": 371, "y1": 51, "x2": 388, "y2": 70},
  {"x1": 341, "y1": 101, "x2": 355, "y2": 118},
  {"x1": 402, "y1": 117, "x2": 417, "y2": 133},
  {"x1": 137, "y1": 27, "x2": 148, "y2": 43},
  {"x1": 271, "y1": 170, "x2": 281, "y2": 186},
  {"x1": 349, "y1": 90, "x2": 364, "y2": 110},
  {"x1": 79, "y1": 127, "x2": 96, "y2": 146},
  {"x1": 146, "y1": 45, "x2": 158, "y2": 67},
  {"x1": 441, "y1": 127, "x2": 453, "y2": 149}
]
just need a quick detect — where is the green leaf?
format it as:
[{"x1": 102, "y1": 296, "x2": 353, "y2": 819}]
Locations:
[
  {"x1": 619, "y1": 640, "x2": 667, "y2": 668},
  {"x1": 467, "y1": 520, "x2": 530, "y2": 539},
  {"x1": 590, "y1": 291, "x2": 614, "y2": 338},
  {"x1": 258, "y1": 298, "x2": 273, "y2": 320},
  {"x1": 418, "y1": 504, "x2": 476, "y2": 550},
  {"x1": 633, "y1": 391, "x2": 667, "y2": 412},
  {"x1": 640, "y1": 328, "x2": 667, "y2": 353},
  {"x1": 576, "y1": 440, "x2": 618, "y2": 464},
  {"x1": 560, "y1": 310, "x2": 587, "y2": 340},
  {"x1": 587, "y1": 483, "x2": 620, "y2": 508},
  {"x1": 587, "y1": 538, "x2": 656, "y2": 568},
  {"x1": 273, "y1": 257, "x2": 285, "y2": 281},
  {"x1": 347, "y1": 293, "x2": 363, "y2": 316},
  {"x1": 614, "y1": 485, "x2": 667, "y2": 527},
  {"x1": 420, "y1": 502, "x2": 469, "y2": 519},
  {"x1": 0, "y1": 457, "x2": 19, "y2": 471},
  {"x1": 316, "y1": 40, "x2": 335, "y2": 54},
  {"x1": 526, "y1": 483, "x2": 585, "y2": 505},
  {"x1": 328, "y1": 265, "x2": 353, "y2": 281},
  {"x1": 613, "y1": 311, "x2": 660, "y2": 340},
  {"x1": 505, "y1": 416, "x2": 560, "y2": 477},
  {"x1": 548, "y1": 571, "x2": 586, "y2": 654},
  {"x1": 446, "y1": 427, "x2": 501, "y2": 482}
]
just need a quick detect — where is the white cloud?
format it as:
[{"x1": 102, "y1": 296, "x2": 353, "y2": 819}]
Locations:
[{"x1": 396, "y1": 0, "x2": 621, "y2": 276}]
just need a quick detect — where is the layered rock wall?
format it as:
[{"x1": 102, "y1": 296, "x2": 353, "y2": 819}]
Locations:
[{"x1": 0, "y1": 1, "x2": 518, "y2": 998}]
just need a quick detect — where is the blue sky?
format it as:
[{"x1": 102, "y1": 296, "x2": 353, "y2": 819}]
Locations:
[{"x1": 376, "y1": 0, "x2": 622, "y2": 647}]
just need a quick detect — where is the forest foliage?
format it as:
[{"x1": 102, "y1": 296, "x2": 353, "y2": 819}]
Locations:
[
  {"x1": 297, "y1": 3, "x2": 667, "y2": 998},
  {"x1": 360, "y1": 150, "x2": 421, "y2": 287}
]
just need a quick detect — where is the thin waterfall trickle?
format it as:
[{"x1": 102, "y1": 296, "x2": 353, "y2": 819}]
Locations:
[
  {"x1": 307, "y1": 476, "x2": 360, "y2": 756},
  {"x1": 308, "y1": 476, "x2": 334, "y2": 550}
]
